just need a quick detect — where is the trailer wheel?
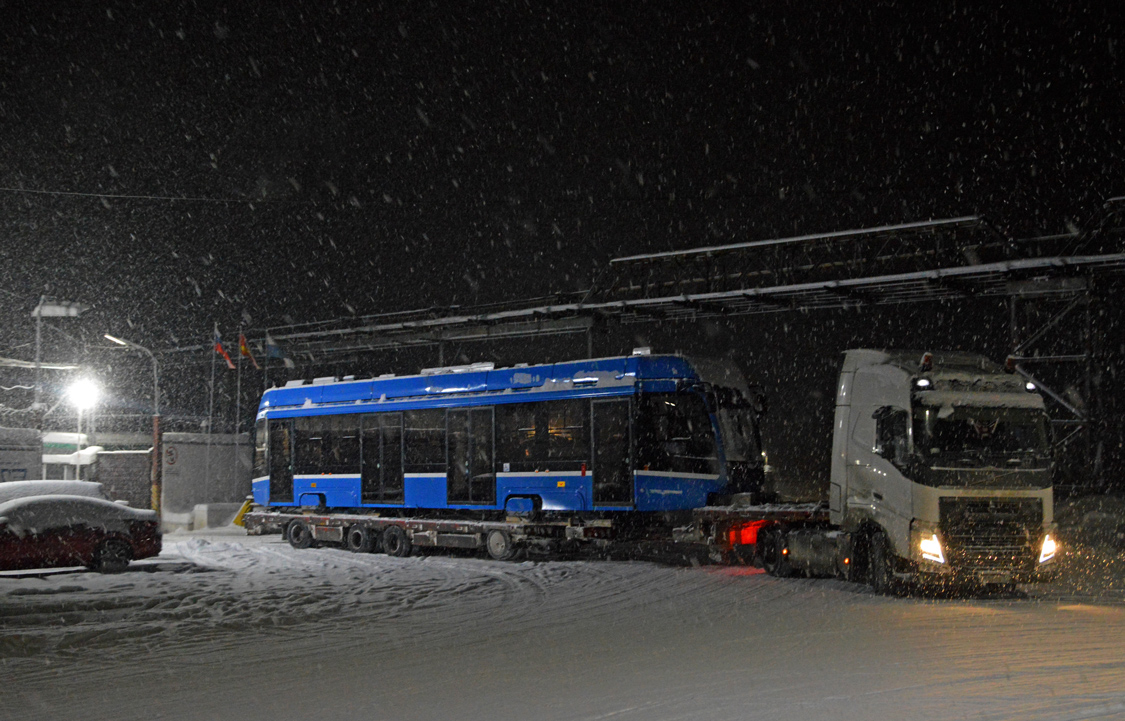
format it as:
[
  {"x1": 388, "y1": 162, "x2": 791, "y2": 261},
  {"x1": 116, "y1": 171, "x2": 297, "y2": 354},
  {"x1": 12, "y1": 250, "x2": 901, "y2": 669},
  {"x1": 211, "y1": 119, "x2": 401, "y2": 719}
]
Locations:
[
  {"x1": 287, "y1": 520, "x2": 315, "y2": 550},
  {"x1": 345, "y1": 525, "x2": 376, "y2": 553},
  {"x1": 760, "y1": 527, "x2": 791, "y2": 577},
  {"x1": 382, "y1": 525, "x2": 412, "y2": 558},
  {"x1": 867, "y1": 531, "x2": 899, "y2": 595},
  {"x1": 486, "y1": 529, "x2": 515, "y2": 561}
]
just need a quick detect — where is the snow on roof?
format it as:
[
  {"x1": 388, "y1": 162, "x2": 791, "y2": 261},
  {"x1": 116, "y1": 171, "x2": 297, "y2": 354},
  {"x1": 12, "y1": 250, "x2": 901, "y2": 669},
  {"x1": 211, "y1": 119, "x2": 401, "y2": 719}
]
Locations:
[
  {"x1": 0, "y1": 480, "x2": 107, "y2": 504},
  {"x1": 0, "y1": 495, "x2": 155, "y2": 536},
  {"x1": 914, "y1": 390, "x2": 1046, "y2": 410}
]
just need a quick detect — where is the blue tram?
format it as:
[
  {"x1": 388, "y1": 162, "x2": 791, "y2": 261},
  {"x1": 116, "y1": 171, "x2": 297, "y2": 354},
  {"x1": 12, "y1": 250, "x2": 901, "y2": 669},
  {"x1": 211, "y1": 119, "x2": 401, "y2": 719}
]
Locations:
[{"x1": 252, "y1": 353, "x2": 763, "y2": 516}]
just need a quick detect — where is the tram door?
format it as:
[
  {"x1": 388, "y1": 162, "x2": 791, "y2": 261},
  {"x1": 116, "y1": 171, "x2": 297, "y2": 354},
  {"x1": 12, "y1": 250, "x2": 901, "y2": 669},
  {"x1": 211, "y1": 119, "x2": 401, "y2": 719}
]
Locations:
[
  {"x1": 362, "y1": 413, "x2": 404, "y2": 504},
  {"x1": 268, "y1": 420, "x2": 294, "y2": 503},
  {"x1": 592, "y1": 400, "x2": 632, "y2": 505},
  {"x1": 447, "y1": 408, "x2": 495, "y2": 505}
]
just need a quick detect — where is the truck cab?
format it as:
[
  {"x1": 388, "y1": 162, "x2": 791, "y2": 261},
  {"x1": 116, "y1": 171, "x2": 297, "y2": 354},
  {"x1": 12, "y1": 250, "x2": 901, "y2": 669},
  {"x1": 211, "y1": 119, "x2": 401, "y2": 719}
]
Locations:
[{"x1": 830, "y1": 350, "x2": 1057, "y2": 589}]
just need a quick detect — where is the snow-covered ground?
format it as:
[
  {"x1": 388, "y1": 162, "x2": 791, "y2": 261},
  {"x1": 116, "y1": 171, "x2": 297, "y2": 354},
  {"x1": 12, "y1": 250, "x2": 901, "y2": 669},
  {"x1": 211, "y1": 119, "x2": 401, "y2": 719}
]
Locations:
[{"x1": 2, "y1": 527, "x2": 1124, "y2": 721}]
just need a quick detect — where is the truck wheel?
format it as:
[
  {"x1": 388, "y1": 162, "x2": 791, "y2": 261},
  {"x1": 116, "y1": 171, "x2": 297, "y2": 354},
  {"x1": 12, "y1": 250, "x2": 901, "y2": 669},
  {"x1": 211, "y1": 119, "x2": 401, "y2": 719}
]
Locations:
[
  {"x1": 760, "y1": 527, "x2": 791, "y2": 577},
  {"x1": 345, "y1": 525, "x2": 375, "y2": 553},
  {"x1": 868, "y1": 531, "x2": 898, "y2": 595},
  {"x1": 287, "y1": 520, "x2": 315, "y2": 550},
  {"x1": 486, "y1": 529, "x2": 515, "y2": 561},
  {"x1": 382, "y1": 525, "x2": 412, "y2": 558}
]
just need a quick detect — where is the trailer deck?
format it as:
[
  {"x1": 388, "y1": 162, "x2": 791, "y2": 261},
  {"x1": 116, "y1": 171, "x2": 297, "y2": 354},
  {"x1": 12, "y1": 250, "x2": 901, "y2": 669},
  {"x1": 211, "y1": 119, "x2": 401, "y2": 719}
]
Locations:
[{"x1": 242, "y1": 500, "x2": 831, "y2": 564}]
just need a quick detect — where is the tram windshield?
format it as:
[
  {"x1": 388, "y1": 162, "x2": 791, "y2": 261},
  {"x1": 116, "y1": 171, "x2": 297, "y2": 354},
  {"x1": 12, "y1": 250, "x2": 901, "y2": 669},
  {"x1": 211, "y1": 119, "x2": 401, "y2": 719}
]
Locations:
[{"x1": 712, "y1": 387, "x2": 762, "y2": 464}]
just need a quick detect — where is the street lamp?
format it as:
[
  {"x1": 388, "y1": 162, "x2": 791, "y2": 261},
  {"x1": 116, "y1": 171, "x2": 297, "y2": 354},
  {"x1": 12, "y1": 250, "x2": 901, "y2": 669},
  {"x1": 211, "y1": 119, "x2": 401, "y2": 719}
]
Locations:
[
  {"x1": 105, "y1": 334, "x2": 162, "y2": 514},
  {"x1": 67, "y1": 378, "x2": 100, "y2": 462},
  {"x1": 32, "y1": 297, "x2": 88, "y2": 424}
]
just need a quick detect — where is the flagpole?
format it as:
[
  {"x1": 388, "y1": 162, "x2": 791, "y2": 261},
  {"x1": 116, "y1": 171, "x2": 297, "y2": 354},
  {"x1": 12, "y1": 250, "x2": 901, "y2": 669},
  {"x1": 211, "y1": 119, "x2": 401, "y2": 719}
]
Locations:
[
  {"x1": 235, "y1": 324, "x2": 243, "y2": 454},
  {"x1": 205, "y1": 325, "x2": 217, "y2": 507}
]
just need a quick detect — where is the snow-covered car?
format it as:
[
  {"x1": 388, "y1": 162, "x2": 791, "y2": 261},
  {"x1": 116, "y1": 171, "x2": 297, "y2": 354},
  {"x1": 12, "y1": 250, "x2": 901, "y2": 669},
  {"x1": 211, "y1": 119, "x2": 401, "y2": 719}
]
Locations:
[
  {"x1": 0, "y1": 495, "x2": 161, "y2": 573},
  {"x1": 0, "y1": 480, "x2": 109, "y2": 504}
]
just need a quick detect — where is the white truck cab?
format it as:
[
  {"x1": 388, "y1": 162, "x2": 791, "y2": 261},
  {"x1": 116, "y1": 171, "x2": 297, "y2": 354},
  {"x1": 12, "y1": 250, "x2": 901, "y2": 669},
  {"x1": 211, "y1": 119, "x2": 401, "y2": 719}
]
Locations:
[{"x1": 830, "y1": 350, "x2": 1057, "y2": 590}]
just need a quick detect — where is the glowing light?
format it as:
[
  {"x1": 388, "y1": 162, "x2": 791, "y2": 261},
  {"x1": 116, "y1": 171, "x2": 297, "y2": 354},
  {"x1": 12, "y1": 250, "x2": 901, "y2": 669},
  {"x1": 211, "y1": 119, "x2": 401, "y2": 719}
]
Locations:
[
  {"x1": 914, "y1": 378, "x2": 932, "y2": 389},
  {"x1": 67, "y1": 378, "x2": 101, "y2": 410},
  {"x1": 1025, "y1": 381, "x2": 1037, "y2": 392},
  {"x1": 920, "y1": 534, "x2": 945, "y2": 563},
  {"x1": 1039, "y1": 534, "x2": 1058, "y2": 563}
]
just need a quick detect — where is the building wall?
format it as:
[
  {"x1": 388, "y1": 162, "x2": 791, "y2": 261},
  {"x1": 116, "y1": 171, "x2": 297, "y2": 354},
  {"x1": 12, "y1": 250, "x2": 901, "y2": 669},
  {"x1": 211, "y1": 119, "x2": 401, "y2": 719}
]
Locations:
[
  {"x1": 160, "y1": 432, "x2": 251, "y2": 515},
  {"x1": 0, "y1": 426, "x2": 43, "y2": 482},
  {"x1": 94, "y1": 450, "x2": 153, "y2": 508}
]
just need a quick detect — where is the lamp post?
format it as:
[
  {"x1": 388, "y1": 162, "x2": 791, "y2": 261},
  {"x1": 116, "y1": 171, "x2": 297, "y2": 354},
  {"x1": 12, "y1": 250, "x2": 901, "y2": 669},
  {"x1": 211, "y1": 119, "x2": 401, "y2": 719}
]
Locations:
[
  {"x1": 32, "y1": 297, "x2": 88, "y2": 427},
  {"x1": 105, "y1": 334, "x2": 162, "y2": 514},
  {"x1": 67, "y1": 378, "x2": 100, "y2": 480}
]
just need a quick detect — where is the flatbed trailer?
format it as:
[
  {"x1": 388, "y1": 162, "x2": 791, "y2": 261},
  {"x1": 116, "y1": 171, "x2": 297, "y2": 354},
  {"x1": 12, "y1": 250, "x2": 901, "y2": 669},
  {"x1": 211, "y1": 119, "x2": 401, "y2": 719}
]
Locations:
[
  {"x1": 242, "y1": 499, "x2": 838, "y2": 568},
  {"x1": 243, "y1": 509, "x2": 618, "y2": 561}
]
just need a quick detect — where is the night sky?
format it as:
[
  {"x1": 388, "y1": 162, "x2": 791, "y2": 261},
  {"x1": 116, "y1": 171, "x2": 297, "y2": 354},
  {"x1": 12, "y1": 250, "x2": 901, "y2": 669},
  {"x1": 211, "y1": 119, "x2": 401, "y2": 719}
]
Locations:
[{"x1": 2, "y1": 1, "x2": 1122, "y2": 480}]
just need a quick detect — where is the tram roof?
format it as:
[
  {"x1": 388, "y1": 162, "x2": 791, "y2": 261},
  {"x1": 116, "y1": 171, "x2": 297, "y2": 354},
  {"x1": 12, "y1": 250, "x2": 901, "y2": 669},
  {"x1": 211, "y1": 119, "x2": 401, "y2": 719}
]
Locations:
[{"x1": 259, "y1": 353, "x2": 708, "y2": 412}]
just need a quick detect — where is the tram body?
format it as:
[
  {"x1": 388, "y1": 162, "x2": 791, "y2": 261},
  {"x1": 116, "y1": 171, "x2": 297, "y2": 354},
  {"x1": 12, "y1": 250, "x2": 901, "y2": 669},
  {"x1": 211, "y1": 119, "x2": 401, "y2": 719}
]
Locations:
[{"x1": 252, "y1": 354, "x2": 763, "y2": 515}]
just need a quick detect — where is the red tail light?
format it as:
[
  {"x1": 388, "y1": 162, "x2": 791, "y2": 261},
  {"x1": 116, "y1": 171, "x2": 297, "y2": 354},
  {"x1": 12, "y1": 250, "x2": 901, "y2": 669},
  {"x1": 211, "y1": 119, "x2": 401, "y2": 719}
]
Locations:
[{"x1": 730, "y1": 520, "x2": 768, "y2": 546}]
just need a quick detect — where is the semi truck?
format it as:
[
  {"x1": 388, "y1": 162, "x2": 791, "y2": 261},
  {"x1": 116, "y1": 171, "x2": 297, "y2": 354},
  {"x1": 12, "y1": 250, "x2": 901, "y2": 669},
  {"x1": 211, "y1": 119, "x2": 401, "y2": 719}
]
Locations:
[
  {"x1": 697, "y1": 349, "x2": 1058, "y2": 592},
  {"x1": 243, "y1": 349, "x2": 1059, "y2": 593}
]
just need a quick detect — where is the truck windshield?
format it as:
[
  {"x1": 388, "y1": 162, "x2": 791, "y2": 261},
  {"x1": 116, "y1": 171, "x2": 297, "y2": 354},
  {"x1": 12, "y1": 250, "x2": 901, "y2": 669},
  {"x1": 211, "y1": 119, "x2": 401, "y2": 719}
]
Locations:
[{"x1": 913, "y1": 405, "x2": 1051, "y2": 467}]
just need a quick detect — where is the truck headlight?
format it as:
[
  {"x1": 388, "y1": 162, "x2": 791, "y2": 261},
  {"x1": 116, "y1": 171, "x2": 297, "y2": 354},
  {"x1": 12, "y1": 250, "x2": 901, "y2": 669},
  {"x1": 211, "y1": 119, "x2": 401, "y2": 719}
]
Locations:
[
  {"x1": 1039, "y1": 534, "x2": 1058, "y2": 563},
  {"x1": 919, "y1": 533, "x2": 945, "y2": 564},
  {"x1": 911, "y1": 521, "x2": 946, "y2": 565}
]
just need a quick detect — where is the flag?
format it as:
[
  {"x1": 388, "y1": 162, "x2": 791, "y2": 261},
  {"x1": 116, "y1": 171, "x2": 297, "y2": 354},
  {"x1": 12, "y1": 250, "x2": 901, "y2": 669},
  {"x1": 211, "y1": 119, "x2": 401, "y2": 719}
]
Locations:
[
  {"x1": 213, "y1": 326, "x2": 236, "y2": 369},
  {"x1": 265, "y1": 333, "x2": 296, "y2": 369},
  {"x1": 238, "y1": 333, "x2": 260, "y2": 370}
]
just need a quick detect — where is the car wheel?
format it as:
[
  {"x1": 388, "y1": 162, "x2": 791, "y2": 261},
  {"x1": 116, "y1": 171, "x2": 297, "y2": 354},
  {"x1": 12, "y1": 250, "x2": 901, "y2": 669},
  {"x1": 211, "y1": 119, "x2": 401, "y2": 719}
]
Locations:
[
  {"x1": 382, "y1": 525, "x2": 412, "y2": 558},
  {"x1": 486, "y1": 529, "x2": 515, "y2": 561},
  {"x1": 345, "y1": 525, "x2": 375, "y2": 553},
  {"x1": 92, "y1": 539, "x2": 133, "y2": 574},
  {"x1": 868, "y1": 531, "x2": 899, "y2": 595},
  {"x1": 287, "y1": 520, "x2": 315, "y2": 550}
]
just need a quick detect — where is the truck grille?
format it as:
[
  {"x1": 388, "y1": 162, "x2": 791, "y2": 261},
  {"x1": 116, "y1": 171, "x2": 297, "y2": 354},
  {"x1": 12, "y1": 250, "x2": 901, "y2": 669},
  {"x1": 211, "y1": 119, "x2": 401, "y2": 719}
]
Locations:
[{"x1": 939, "y1": 497, "x2": 1042, "y2": 571}]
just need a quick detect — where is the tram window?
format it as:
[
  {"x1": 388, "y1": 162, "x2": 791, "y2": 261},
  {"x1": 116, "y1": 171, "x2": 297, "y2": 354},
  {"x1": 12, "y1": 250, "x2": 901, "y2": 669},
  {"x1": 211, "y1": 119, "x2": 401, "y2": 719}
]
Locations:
[
  {"x1": 546, "y1": 400, "x2": 589, "y2": 469},
  {"x1": 635, "y1": 393, "x2": 719, "y2": 475},
  {"x1": 405, "y1": 409, "x2": 446, "y2": 473},
  {"x1": 324, "y1": 414, "x2": 361, "y2": 475},
  {"x1": 496, "y1": 403, "x2": 541, "y2": 471},
  {"x1": 495, "y1": 401, "x2": 589, "y2": 471},
  {"x1": 294, "y1": 416, "x2": 326, "y2": 475},
  {"x1": 253, "y1": 420, "x2": 267, "y2": 477}
]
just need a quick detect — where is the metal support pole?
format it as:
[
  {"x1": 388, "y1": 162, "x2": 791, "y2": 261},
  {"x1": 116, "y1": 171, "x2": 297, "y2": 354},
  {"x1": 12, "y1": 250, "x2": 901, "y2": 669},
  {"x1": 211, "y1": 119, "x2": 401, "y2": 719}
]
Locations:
[
  {"x1": 150, "y1": 353, "x2": 162, "y2": 515},
  {"x1": 105, "y1": 334, "x2": 162, "y2": 513},
  {"x1": 205, "y1": 337, "x2": 216, "y2": 506},
  {"x1": 235, "y1": 326, "x2": 243, "y2": 468},
  {"x1": 34, "y1": 297, "x2": 42, "y2": 427}
]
